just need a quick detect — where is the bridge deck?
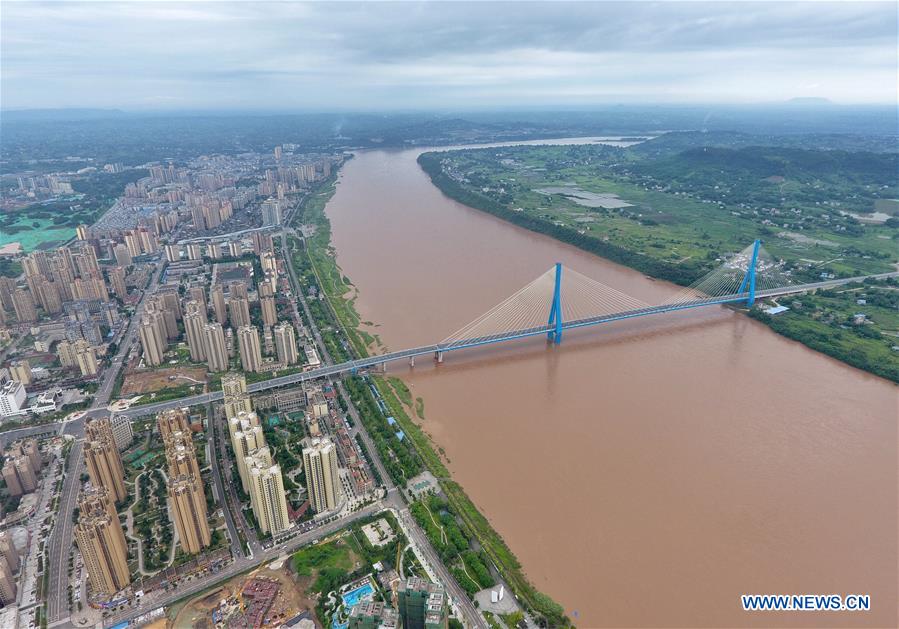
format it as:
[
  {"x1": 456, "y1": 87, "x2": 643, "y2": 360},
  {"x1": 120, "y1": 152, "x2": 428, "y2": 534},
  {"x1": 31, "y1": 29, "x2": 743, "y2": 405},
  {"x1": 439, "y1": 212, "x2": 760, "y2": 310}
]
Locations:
[{"x1": 117, "y1": 272, "x2": 896, "y2": 417}]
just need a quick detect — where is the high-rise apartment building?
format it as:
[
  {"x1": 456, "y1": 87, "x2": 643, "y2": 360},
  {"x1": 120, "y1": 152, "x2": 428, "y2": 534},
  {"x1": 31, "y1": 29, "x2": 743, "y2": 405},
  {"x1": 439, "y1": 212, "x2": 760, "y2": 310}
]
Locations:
[
  {"x1": 21, "y1": 439, "x2": 41, "y2": 472},
  {"x1": 245, "y1": 452, "x2": 290, "y2": 535},
  {"x1": 210, "y1": 285, "x2": 227, "y2": 325},
  {"x1": 302, "y1": 437, "x2": 341, "y2": 513},
  {"x1": 74, "y1": 487, "x2": 130, "y2": 595},
  {"x1": 273, "y1": 322, "x2": 298, "y2": 365},
  {"x1": 0, "y1": 555, "x2": 16, "y2": 605},
  {"x1": 0, "y1": 530, "x2": 20, "y2": 577},
  {"x1": 108, "y1": 266, "x2": 128, "y2": 300},
  {"x1": 110, "y1": 415, "x2": 133, "y2": 451},
  {"x1": 229, "y1": 281, "x2": 248, "y2": 301},
  {"x1": 75, "y1": 341, "x2": 99, "y2": 376},
  {"x1": 252, "y1": 232, "x2": 274, "y2": 255},
  {"x1": 222, "y1": 372, "x2": 253, "y2": 420},
  {"x1": 168, "y1": 474, "x2": 211, "y2": 554},
  {"x1": 183, "y1": 300, "x2": 208, "y2": 362},
  {"x1": 188, "y1": 286, "x2": 207, "y2": 313},
  {"x1": 157, "y1": 407, "x2": 190, "y2": 439},
  {"x1": 2, "y1": 456, "x2": 37, "y2": 497},
  {"x1": 139, "y1": 311, "x2": 167, "y2": 366},
  {"x1": 13, "y1": 288, "x2": 38, "y2": 323},
  {"x1": 258, "y1": 282, "x2": 278, "y2": 327},
  {"x1": 9, "y1": 360, "x2": 32, "y2": 385},
  {"x1": 164, "y1": 244, "x2": 181, "y2": 263},
  {"x1": 164, "y1": 431, "x2": 202, "y2": 480},
  {"x1": 237, "y1": 325, "x2": 263, "y2": 372},
  {"x1": 229, "y1": 413, "x2": 265, "y2": 492},
  {"x1": 229, "y1": 296, "x2": 251, "y2": 329},
  {"x1": 348, "y1": 601, "x2": 399, "y2": 629},
  {"x1": 204, "y1": 322, "x2": 229, "y2": 372},
  {"x1": 397, "y1": 578, "x2": 448, "y2": 629},
  {"x1": 84, "y1": 418, "x2": 127, "y2": 504},
  {"x1": 123, "y1": 230, "x2": 142, "y2": 258},
  {"x1": 0, "y1": 540, "x2": 18, "y2": 603}
]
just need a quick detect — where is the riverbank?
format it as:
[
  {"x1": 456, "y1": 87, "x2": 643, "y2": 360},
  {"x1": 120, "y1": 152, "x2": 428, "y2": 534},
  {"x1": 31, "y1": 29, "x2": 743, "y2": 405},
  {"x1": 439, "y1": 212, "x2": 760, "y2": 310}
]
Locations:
[
  {"x1": 287, "y1": 169, "x2": 571, "y2": 627},
  {"x1": 417, "y1": 151, "x2": 899, "y2": 383}
]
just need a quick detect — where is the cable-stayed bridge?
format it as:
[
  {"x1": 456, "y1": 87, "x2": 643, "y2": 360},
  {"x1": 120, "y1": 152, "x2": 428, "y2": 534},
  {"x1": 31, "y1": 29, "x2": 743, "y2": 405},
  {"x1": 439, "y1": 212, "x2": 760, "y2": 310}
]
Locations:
[{"x1": 118, "y1": 240, "x2": 897, "y2": 418}]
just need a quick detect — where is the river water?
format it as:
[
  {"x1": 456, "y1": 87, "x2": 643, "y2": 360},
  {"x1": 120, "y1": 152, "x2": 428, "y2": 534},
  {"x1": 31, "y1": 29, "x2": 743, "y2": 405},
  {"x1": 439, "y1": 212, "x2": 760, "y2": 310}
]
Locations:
[{"x1": 324, "y1": 142, "x2": 897, "y2": 628}]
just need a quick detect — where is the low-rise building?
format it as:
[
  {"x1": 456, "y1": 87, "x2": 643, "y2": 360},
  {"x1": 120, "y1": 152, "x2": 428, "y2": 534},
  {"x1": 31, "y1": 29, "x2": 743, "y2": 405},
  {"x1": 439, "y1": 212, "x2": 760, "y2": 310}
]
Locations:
[
  {"x1": 8, "y1": 360, "x2": 32, "y2": 385},
  {"x1": 0, "y1": 379, "x2": 26, "y2": 418}
]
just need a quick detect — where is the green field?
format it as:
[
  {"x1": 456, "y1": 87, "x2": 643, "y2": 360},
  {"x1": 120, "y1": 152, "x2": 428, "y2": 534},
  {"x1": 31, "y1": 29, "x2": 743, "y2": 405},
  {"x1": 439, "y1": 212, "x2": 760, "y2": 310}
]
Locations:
[
  {"x1": 0, "y1": 216, "x2": 74, "y2": 252},
  {"x1": 1, "y1": 169, "x2": 147, "y2": 252},
  {"x1": 753, "y1": 280, "x2": 899, "y2": 382},
  {"x1": 419, "y1": 137, "x2": 899, "y2": 381},
  {"x1": 420, "y1": 141, "x2": 898, "y2": 284}
]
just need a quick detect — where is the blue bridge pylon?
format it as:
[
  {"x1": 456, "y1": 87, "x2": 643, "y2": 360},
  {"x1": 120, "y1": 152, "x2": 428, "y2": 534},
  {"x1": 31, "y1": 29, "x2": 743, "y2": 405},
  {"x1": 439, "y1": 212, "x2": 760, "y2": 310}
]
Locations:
[
  {"x1": 737, "y1": 239, "x2": 761, "y2": 306},
  {"x1": 547, "y1": 262, "x2": 563, "y2": 343}
]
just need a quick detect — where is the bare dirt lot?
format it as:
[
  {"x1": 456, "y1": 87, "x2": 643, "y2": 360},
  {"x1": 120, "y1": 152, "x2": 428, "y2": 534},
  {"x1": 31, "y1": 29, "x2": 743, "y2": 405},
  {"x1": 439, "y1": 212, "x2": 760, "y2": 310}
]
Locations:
[
  {"x1": 169, "y1": 563, "x2": 319, "y2": 629},
  {"x1": 121, "y1": 367, "x2": 208, "y2": 396}
]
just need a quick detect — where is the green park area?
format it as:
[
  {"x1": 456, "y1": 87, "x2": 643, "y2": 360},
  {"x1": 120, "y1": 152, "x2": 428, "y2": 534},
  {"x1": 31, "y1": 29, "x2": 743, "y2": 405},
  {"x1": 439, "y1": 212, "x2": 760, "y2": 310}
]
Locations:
[
  {"x1": 0, "y1": 215, "x2": 75, "y2": 252},
  {"x1": 0, "y1": 169, "x2": 147, "y2": 252},
  {"x1": 290, "y1": 514, "x2": 415, "y2": 626}
]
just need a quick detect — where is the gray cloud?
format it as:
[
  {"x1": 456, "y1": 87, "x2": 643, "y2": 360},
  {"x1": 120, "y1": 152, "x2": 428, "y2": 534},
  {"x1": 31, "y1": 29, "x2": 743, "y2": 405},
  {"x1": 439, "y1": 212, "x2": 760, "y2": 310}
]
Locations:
[{"x1": 1, "y1": 1, "x2": 896, "y2": 109}]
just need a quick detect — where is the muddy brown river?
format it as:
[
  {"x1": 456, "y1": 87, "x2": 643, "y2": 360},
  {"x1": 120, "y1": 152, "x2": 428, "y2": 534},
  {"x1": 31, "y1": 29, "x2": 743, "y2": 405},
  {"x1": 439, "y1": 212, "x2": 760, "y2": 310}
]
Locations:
[{"x1": 324, "y1": 143, "x2": 897, "y2": 628}]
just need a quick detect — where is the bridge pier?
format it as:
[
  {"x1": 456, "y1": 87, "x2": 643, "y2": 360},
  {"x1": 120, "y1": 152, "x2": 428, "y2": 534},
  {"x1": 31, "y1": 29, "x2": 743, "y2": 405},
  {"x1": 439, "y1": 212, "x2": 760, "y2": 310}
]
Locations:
[
  {"x1": 409, "y1": 356, "x2": 415, "y2": 368},
  {"x1": 434, "y1": 351, "x2": 444, "y2": 363}
]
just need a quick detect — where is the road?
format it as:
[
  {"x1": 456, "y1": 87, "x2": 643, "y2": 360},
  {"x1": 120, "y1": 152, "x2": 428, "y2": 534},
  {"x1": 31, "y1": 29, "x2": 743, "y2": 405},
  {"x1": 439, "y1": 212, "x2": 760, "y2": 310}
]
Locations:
[
  {"x1": 46, "y1": 435, "x2": 84, "y2": 624},
  {"x1": 107, "y1": 269, "x2": 899, "y2": 421},
  {"x1": 97, "y1": 230, "x2": 486, "y2": 629},
  {"x1": 280, "y1": 229, "x2": 486, "y2": 628},
  {"x1": 205, "y1": 402, "x2": 244, "y2": 559},
  {"x1": 46, "y1": 262, "x2": 166, "y2": 626},
  {"x1": 94, "y1": 262, "x2": 166, "y2": 407},
  {"x1": 46, "y1": 214, "x2": 489, "y2": 626},
  {"x1": 99, "y1": 503, "x2": 383, "y2": 629},
  {"x1": 213, "y1": 409, "x2": 263, "y2": 556}
]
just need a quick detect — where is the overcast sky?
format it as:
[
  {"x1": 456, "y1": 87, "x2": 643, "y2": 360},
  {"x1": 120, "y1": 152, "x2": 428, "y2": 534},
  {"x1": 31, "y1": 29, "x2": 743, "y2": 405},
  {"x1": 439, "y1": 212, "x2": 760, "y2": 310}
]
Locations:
[{"x1": 2, "y1": 1, "x2": 896, "y2": 111}]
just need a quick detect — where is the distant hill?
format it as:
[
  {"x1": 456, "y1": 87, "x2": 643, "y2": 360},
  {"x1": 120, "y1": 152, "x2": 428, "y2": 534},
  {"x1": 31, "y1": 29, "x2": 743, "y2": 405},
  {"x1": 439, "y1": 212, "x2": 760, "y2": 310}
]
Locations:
[
  {"x1": 1, "y1": 108, "x2": 129, "y2": 121},
  {"x1": 785, "y1": 97, "x2": 834, "y2": 105},
  {"x1": 633, "y1": 130, "x2": 899, "y2": 157},
  {"x1": 630, "y1": 144, "x2": 898, "y2": 187}
]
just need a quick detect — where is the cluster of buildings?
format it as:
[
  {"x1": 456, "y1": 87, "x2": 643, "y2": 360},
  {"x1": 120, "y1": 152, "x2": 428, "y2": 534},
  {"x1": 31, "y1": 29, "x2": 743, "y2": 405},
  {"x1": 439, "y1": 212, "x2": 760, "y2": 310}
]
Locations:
[
  {"x1": 158, "y1": 409, "x2": 211, "y2": 554},
  {"x1": 74, "y1": 416, "x2": 134, "y2": 595},
  {"x1": 74, "y1": 410, "x2": 215, "y2": 599},
  {"x1": 139, "y1": 234, "x2": 301, "y2": 375},
  {"x1": 1, "y1": 438, "x2": 41, "y2": 499},
  {"x1": 347, "y1": 578, "x2": 448, "y2": 629},
  {"x1": 223, "y1": 374, "x2": 292, "y2": 536},
  {"x1": 0, "y1": 228, "x2": 149, "y2": 418},
  {"x1": 0, "y1": 531, "x2": 21, "y2": 606},
  {"x1": 1, "y1": 242, "x2": 114, "y2": 327},
  {"x1": 93, "y1": 149, "x2": 338, "y2": 240}
]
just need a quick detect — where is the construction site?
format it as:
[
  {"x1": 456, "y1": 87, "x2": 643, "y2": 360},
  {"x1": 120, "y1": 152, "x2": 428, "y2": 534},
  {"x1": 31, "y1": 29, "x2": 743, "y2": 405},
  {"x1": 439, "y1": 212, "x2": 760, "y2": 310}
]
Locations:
[{"x1": 170, "y1": 561, "x2": 317, "y2": 629}]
